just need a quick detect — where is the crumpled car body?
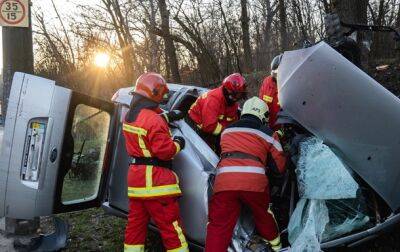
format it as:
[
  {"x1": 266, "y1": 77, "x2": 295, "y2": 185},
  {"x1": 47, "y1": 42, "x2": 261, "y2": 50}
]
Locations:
[{"x1": 0, "y1": 41, "x2": 400, "y2": 251}]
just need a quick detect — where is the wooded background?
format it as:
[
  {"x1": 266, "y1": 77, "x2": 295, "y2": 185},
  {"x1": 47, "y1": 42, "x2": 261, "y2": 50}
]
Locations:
[{"x1": 32, "y1": 0, "x2": 400, "y2": 99}]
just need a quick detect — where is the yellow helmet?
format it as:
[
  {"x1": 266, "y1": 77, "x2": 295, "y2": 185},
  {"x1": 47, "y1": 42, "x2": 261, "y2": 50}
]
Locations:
[{"x1": 241, "y1": 97, "x2": 269, "y2": 122}]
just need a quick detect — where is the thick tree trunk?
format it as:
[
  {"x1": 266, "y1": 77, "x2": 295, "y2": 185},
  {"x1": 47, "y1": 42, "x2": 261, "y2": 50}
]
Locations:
[
  {"x1": 278, "y1": 0, "x2": 288, "y2": 51},
  {"x1": 332, "y1": 0, "x2": 368, "y2": 24},
  {"x1": 262, "y1": 0, "x2": 274, "y2": 70},
  {"x1": 240, "y1": 0, "x2": 253, "y2": 73},
  {"x1": 148, "y1": 0, "x2": 159, "y2": 72},
  {"x1": 332, "y1": 0, "x2": 368, "y2": 67},
  {"x1": 158, "y1": 0, "x2": 181, "y2": 82}
]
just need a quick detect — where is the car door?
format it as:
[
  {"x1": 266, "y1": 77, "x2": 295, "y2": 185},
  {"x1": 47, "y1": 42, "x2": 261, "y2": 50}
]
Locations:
[{"x1": 0, "y1": 73, "x2": 115, "y2": 219}]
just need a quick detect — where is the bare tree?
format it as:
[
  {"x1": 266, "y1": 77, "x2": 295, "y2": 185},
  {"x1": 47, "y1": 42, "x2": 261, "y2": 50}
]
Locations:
[
  {"x1": 278, "y1": 0, "x2": 288, "y2": 50},
  {"x1": 101, "y1": 0, "x2": 139, "y2": 83},
  {"x1": 158, "y1": 0, "x2": 181, "y2": 82},
  {"x1": 396, "y1": 2, "x2": 400, "y2": 28},
  {"x1": 241, "y1": 0, "x2": 253, "y2": 72}
]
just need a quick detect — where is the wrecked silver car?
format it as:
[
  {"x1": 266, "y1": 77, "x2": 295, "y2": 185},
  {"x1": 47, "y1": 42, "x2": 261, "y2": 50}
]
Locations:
[{"x1": 1, "y1": 41, "x2": 400, "y2": 251}]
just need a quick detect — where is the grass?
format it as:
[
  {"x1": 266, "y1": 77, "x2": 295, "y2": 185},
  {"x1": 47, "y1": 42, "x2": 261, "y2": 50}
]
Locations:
[
  {"x1": 61, "y1": 178, "x2": 99, "y2": 203},
  {"x1": 58, "y1": 208, "x2": 162, "y2": 251},
  {"x1": 59, "y1": 208, "x2": 126, "y2": 252}
]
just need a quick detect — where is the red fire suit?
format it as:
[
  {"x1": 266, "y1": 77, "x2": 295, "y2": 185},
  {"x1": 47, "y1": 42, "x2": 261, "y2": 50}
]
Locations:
[
  {"x1": 206, "y1": 116, "x2": 286, "y2": 252},
  {"x1": 259, "y1": 76, "x2": 281, "y2": 130},
  {"x1": 188, "y1": 87, "x2": 239, "y2": 136},
  {"x1": 123, "y1": 108, "x2": 188, "y2": 252}
]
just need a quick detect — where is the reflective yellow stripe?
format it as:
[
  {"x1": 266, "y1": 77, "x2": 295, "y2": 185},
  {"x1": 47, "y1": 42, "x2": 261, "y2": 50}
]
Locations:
[
  {"x1": 212, "y1": 123, "x2": 223, "y2": 135},
  {"x1": 268, "y1": 207, "x2": 279, "y2": 227},
  {"x1": 219, "y1": 115, "x2": 234, "y2": 121},
  {"x1": 173, "y1": 171, "x2": 179, "y2": 184},
  {"x1": 276, "y1": 129, "x2": 284, "y2": 137},
  {"x1": 163, "y1": 113, "x2": 170, "y2": 123},
  {"x1": 168, "y1": 222, "x2": 188, "y2": 252},
  {"x1": 269, "y1": 235, "x2": 281, "y2": 246},
  {"x1": 262, "y1": 235, "x2": 281, "y2": 251},
  {"x1": 263, "y1": 95, "x2": 273, "y2": 103},
  {"x1": 123, "y1": 124, "x2": 148, "y2": 135},
  {"x1": 174, "y1": 142, "x2": 181, "y2": 154},
  {"x1": 145, "y1": 165, "x2": 153, "y2": 188},
  {"x1": 128, "y1": 184, "x2": 181, "y2": 198},
  {"x1": 167, "y1": 244, "x2": 189, "y2": 252},
  {"x1": 138, "y1": 137, "x2": 151, "y2": 157},
  {"x1": 124, "y1": 244, "x2": 144, "y2": 252},
  {"x1": 123, "y1": 123, "x2": 152, "y2": 157},
  {"x1": 173, "y1": 221, "x2": 187, "y2": 246}
]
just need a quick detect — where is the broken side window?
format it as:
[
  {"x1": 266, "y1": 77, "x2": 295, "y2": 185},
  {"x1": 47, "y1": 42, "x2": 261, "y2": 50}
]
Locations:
[{"x1": 288, "y1": 137, "x2": 372, "y2": 251}]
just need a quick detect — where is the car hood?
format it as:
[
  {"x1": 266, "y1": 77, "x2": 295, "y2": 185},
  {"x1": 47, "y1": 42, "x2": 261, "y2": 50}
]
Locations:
[{"x1": 278, "y1": 42, "x2": 400, "y2": 212}]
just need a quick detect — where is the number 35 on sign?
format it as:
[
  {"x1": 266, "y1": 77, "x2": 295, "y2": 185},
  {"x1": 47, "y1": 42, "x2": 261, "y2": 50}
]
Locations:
[{"x1": 0, "y1": 0, "x2": 29, "y2": 27}]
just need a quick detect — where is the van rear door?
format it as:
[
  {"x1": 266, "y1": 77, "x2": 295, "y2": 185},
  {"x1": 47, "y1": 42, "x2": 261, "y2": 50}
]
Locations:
[{"x1": 0, "y1": 73, "x2": 115, "y2": 219}]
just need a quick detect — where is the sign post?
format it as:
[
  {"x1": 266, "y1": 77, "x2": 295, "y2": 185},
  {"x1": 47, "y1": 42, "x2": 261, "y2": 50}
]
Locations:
[
  {"x1": 1, "y1": 0, "x2": 32, "y2": 117},
  {"x1": 1, "y1": 0, "x2": 37, "y2": 237}
]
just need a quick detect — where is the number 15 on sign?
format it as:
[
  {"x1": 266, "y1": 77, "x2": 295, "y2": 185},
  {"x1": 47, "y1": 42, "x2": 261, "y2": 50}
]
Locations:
[{"x1": 0, "y1": 0, "x2": 29, "y2": 27}]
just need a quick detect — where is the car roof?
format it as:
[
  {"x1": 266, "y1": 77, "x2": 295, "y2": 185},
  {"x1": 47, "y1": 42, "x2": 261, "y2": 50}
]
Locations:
[{"x1": 111, "y1": 83, "x2": 208, "y2": 106}]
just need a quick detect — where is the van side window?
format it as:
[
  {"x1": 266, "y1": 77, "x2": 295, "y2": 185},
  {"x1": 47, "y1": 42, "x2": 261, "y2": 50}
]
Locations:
[{"x1": 61, "y1": 104, "x2": 110, "y2": 204}]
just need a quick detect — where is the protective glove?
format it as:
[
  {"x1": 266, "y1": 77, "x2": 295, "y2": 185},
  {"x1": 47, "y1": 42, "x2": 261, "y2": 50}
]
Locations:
[
  {"x1": 163, "y1": 110, "x2": 185, "y2": 123},
  {"x1": 173, "y1": 136, "x2": 186, "y2": 150}
]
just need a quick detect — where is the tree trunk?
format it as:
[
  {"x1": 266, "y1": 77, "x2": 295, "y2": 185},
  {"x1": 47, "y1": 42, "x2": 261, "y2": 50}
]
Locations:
[
  {"x1": 278, "y1": 0, "x2": 288, "y2": 51},
  {"x1": 261, "y1": 0, "x2": 275, "y2": 70},
  {"x1": 102, "y1": 0, "x2": 136, "y2": 84},
  {"x1": 158, "y1": 0, "x2": 181, "y2": 82},
  {"x1": 240, "y1": 0, "x2": 253, "y2": 73},
  {"x1": 332, "y1": 0, "x2": 368, "y2": 67},
  {"x1": 292, "y1": 0, "x2": 308, "y2": 40},
  {"x1": 332, "y1": 0, "x2": 368, "y2": 24},
  {"x1": 148, "y1": 0, "x2": 159, "y2": 72}
]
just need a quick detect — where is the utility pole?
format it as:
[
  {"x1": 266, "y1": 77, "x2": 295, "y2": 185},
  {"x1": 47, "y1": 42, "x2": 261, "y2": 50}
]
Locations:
[
  {"x1": 2, "y1": 0, "x2": 34, "y2": 117},
  {"x1": 1, "y1": 0, "x2": 39, "y2": 236}
]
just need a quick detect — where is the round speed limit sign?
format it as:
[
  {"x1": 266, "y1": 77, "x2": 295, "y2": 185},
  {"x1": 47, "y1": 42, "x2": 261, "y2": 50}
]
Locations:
[{"x1": 0, "y1": 0, "x2": 29, "y2": 27}]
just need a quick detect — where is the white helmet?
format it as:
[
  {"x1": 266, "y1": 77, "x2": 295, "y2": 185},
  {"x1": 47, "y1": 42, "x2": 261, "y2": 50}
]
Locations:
[{"x1": 242, "y1": 97, "x2": 269, "y2": 122}]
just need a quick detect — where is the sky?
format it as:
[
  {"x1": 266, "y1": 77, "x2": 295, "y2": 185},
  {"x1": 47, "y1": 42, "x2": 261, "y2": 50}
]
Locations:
[{"x1": 0, "y1": 0, "x2": 99, "y2": 71}]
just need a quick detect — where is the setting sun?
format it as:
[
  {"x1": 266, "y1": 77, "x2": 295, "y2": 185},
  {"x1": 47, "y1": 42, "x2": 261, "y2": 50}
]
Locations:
[{"x1": 94, "y1": 52, "x2": 110, "y2": 68}]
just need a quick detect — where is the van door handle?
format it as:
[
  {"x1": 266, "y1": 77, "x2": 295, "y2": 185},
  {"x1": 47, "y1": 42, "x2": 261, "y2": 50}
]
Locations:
[{"x1": 50, "y1": 148, "x2": 58, "y2": 163}]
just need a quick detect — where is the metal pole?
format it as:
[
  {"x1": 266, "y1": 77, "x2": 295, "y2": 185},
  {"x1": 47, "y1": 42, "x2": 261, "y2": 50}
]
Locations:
[
  {"x1": 1, "y1": 0, "x2": 39, "y2": 236},
  {"x1": 2, "y1": 0, "x2": 34, "y2": 117}
]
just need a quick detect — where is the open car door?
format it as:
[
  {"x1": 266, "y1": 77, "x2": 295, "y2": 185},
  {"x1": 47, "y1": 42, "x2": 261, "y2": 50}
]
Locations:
[{"x1": 0, "y1": 73, "x2": 115, "y2": 219}]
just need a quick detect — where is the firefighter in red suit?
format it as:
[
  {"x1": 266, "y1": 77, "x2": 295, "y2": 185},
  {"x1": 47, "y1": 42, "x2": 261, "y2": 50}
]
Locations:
[
  {"x1": 189, "y1": 73, "x2": 246, "y2": 137},
  {"x1": 123, "y1": 72, "x2": 188, "y2": 252},
  {"x1": 259, "y1": 55, "x2": 283, "y2": 130},
  {"x1": 205, "y1": 97, "x2": 287, "y2": 252}
]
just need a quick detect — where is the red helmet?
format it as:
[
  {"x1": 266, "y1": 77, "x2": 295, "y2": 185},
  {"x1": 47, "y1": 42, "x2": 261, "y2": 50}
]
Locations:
[
  {"x1": 133, "y1": 72, "x2": 169, "y2": 103},
  {"x1": 222, "y1": 73, "x2": 247, "y2": 100}
]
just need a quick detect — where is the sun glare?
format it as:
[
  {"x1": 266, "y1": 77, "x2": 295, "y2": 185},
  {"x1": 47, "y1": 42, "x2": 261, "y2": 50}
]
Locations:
[{"x1": 94, "y1": 52, "x2": 110, "y2": 68}]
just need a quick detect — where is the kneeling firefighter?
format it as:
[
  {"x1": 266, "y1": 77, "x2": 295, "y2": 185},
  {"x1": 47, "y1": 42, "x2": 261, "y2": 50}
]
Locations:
[
  {"x1": 205, "y1": 97, "x2": 287, "y2": 252},
  {"x1": 123, "y1": 72, "x2": 188, "y2": 252}
]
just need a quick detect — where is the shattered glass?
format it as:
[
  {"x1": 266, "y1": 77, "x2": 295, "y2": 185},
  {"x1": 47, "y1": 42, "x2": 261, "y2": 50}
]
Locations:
[
  {"x1": 296, "y1": 137, "x2": 358, "y2": 200},
  {"x1": 288, "y1": 137, "x2": 371, "y2": 251},
  {"x1": 288, "y1": 199, "x2": 329, "y2": 251}
]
